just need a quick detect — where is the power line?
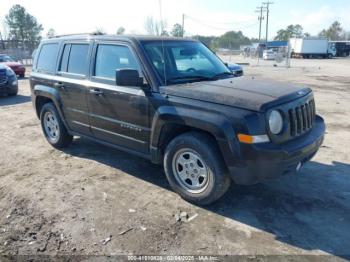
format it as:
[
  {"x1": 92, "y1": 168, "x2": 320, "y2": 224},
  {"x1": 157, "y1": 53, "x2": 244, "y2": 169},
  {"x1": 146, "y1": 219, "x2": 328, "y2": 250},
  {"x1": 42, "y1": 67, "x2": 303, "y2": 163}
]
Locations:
[{"x1": 185, "y1": 15, "x2": 258, "y2": 32}]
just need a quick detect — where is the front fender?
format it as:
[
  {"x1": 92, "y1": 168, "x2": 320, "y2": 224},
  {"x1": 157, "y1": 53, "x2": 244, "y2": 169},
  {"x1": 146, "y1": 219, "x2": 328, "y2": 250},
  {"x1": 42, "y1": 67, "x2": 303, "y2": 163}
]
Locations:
[{"x1": 150, "y1": 105, "x2": 241, "y2": 165}]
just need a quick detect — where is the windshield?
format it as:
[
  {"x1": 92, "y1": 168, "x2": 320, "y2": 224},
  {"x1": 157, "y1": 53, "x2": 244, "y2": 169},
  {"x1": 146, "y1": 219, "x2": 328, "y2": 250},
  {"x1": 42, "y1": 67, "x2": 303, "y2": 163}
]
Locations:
[
  {"x1": 141, "y1": 41, "x2": 232, "y2": 85},
  {"x1": 0, "y1": 55, "x2": 15, "y2": 62}
]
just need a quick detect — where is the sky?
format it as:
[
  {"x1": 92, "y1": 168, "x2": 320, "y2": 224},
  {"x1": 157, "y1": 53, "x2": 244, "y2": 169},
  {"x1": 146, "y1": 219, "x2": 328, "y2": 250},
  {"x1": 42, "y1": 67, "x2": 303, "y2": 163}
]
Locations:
[{"x1": 1, "y1": 0, "x2": 350, "y2": 39}]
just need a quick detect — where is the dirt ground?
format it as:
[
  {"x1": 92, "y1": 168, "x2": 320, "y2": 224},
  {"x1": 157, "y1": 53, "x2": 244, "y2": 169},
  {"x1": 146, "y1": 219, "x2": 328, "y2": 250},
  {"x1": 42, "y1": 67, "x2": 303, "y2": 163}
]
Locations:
[{"x1": 0, "y1": 57, "x2": 350, "y2": 260}]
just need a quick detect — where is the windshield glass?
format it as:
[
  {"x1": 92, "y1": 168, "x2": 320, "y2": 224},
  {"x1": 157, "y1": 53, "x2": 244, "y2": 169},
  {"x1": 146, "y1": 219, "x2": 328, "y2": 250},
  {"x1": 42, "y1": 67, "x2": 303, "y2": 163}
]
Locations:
[
  {"x1": 141, "y1": 41, "x2": 232, "y2": 85},
  {"x1": 0, "y1": 55, "x2": 15, "y2": 62}
]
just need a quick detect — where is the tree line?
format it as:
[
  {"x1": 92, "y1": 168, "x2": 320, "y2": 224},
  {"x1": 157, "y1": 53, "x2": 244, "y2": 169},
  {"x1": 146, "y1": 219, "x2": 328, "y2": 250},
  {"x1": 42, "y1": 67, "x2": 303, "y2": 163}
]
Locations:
[
  {"x1": 275, "y1": 21, "x2": 350, "y2": 41},
  {"x1": 1, "y1": 4, "x2": 349, "y2": 54},
  {"x1": 0, "y1": 5, "x2": 43, "y2": 52}
]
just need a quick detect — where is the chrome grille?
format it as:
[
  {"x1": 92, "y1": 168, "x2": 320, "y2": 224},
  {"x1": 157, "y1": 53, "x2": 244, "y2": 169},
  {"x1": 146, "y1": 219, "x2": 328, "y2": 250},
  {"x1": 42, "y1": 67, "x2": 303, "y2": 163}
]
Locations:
[
  {"x1": 288, "y1": 99, "x2": 316, "y2": 137},
  {"x1": 0, "y1": 69, "x2": 7, "y2": 85}
]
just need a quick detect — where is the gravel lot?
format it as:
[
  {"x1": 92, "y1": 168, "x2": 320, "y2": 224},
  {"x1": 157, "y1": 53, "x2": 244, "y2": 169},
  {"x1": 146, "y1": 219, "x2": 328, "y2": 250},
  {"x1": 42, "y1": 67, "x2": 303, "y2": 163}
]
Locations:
[{"x1": 0, "y1": 58, "x2": 349, "y2": 260}]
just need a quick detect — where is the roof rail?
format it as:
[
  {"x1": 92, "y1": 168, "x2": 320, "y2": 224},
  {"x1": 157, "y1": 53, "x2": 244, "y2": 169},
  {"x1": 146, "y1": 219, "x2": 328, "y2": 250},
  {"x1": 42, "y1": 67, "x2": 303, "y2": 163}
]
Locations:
[{"x1": 48, "y1": 32, "x2": 106, "y2": 39}]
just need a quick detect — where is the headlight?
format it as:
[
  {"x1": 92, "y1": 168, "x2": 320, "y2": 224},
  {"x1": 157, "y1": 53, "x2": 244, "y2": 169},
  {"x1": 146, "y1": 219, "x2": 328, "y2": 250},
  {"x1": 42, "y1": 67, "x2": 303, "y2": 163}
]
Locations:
[
  {"x1": 6, "y1": 67, "x2": 15, "y2": 77},
  {"x1": 269, "y1": 110, "x2": 283, "y2": 135}
]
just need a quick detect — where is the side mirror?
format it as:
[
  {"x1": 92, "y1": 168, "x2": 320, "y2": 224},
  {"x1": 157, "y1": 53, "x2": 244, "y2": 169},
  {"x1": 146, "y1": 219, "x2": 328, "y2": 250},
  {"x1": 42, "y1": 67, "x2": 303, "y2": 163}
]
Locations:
[
  {"x1": 224, "y1": 62, "x2": 229, "y2": 67},
  {"x1": 116, "y1": 69, "x2": 143, "y2": 87}
]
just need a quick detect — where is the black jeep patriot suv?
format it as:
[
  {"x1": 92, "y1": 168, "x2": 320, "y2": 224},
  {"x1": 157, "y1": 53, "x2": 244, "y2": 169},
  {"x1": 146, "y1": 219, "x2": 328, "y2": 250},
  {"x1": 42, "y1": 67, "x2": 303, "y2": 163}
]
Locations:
[{"x1": 30, "y1": 35, "x2": 325, "y2": 205}]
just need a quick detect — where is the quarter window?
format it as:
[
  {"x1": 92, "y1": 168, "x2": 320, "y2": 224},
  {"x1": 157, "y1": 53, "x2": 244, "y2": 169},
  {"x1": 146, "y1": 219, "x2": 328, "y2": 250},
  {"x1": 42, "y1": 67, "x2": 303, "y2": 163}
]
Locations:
[
  {"x1": 59, "y1": 44, "x2": 70, "y2": 72},
  {"x1": 36, "y1": 43, "x2": 59, "y2": 73},
  {"x1": 94, "y1": 44, "x2": 139, "y2": 79}
]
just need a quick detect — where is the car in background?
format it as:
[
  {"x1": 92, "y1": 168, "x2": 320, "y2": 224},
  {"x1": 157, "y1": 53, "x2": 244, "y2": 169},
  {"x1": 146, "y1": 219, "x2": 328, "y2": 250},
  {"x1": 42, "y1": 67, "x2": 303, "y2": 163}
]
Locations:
[
  {"x1": 263, "y1": 49, "x2": 277, "y2": 60},
  {"x1": 0, "y1": 54, "x2": 26, "y2": 78},
  {"x1": 0, "y1": 64, "x2": 18, "y2": 96},
  {"x1": 227, "y1": 63, "x2": 243, "y2": 77}
]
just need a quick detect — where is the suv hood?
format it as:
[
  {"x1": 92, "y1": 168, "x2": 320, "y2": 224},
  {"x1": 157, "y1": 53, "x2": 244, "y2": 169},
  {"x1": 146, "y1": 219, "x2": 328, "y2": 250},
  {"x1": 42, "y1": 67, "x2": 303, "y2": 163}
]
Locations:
[{"x1": 160, "y1": 77, "x2": 311, "y2": 112}]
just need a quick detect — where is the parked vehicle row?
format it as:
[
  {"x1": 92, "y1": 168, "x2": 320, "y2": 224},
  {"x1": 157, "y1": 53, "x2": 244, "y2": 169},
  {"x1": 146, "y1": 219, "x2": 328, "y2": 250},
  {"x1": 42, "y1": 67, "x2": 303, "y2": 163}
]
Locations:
[
  {"x1": 0, "y1": 54, "x2": 26, "y2": 77},
  {"x1": 248, "y1": 38, "x2": 349, "y2": 60},
  {"x1": 0, "y1": 63, "x2": 18, "y2": 96}
]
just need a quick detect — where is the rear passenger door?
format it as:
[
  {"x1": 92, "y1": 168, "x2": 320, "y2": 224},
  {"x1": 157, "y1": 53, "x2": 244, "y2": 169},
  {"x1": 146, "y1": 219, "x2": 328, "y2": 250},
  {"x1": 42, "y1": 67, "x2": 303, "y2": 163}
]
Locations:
[
  {"x1": 87, "y1": 42, "x2": 150, "y2": 154},
  {"x1": 56, "y1": 42, "x2": 92, "y2": 135}
]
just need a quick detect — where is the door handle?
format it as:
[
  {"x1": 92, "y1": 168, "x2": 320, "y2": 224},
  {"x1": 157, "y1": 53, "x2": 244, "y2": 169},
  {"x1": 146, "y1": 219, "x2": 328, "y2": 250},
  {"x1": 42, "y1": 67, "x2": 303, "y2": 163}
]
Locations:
[
  {"x1": 89, "y1": 89, "x2": 104, "y2": 96},
  {"x1": 54, "y1": 82, "x2": 65, "y2": 90}
]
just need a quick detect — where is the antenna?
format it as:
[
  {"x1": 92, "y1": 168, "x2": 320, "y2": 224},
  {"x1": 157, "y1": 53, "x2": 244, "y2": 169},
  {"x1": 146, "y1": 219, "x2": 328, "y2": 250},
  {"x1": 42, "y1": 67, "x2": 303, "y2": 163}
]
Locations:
[
  {"x1": 182, "y1": 14, "x2": 185, "y2": 37},
  {"x1": 159, "y1": 0, "x2": 164, "y2": 33},
  {"x1": 159, "y1": 0, "x2": 167, "y2": 85}
]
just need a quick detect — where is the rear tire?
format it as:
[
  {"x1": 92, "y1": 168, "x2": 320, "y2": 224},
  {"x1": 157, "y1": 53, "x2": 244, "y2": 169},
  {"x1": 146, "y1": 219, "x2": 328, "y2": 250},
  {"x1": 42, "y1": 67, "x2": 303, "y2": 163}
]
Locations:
[
  {"x1": 164, "y1": 132, "x2": 231, "y2": 205},
  {"x1": 40, "y1": 102, "x2": 73, "y2": 148}
]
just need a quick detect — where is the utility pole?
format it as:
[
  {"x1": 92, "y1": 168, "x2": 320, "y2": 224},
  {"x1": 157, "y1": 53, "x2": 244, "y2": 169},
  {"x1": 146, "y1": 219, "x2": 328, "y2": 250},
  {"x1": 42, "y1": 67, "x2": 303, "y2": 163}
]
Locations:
[
  {"x1": 263, "y1": 1, "x2": 274, "y2": 45},
  {"x1": 182, "y1": 14, "x2": 185, "y2": 37},
  {"x1": 256, "y1": 6, "x2": 266, "y2": 64},
  {"x1": 256, "y1": 6, "x2": 265, "y2": 45}
]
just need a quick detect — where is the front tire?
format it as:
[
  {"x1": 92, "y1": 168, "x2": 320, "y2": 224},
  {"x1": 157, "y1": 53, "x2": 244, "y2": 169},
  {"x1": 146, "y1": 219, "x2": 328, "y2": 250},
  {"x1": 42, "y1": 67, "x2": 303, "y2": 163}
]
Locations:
[
  {"x1": 164, "y1": 132, "x2": 231, "y2": 205},
  {"x1": 40, "y1": 102, "x2": 73, "y2": 148}
]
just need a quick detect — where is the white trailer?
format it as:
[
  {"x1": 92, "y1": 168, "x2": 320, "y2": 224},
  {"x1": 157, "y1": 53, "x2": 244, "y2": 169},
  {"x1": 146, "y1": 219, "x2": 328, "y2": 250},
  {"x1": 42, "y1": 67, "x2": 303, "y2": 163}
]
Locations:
[{"x1": 289, "y1": 38, "x2": 336, "y2": 58}]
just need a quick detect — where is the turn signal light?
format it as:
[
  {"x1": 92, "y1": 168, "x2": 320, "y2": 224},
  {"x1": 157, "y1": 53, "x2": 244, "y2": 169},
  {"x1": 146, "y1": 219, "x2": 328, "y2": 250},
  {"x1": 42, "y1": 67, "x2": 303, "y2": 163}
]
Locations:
[
  {"x1": 237, "y1": 134, "x2": 270, "y2": 144},
  {"x1": 238, "y1": 134, "x2": 254, "y2": 144}
]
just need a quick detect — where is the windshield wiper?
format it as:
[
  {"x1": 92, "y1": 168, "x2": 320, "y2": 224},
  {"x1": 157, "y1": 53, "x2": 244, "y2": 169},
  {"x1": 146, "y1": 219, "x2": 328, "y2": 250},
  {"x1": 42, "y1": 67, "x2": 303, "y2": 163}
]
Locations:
[
  {"x1": 166, "y1": 72, "x2": 233, "y2": 84},
  {"x1": 167, "y1": 75, "x2": 213, "y2": 83}
]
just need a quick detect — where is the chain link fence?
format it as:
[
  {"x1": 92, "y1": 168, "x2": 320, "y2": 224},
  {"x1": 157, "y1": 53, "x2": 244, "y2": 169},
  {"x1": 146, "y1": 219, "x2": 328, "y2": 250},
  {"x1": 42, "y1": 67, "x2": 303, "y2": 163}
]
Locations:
[{"x1": 241, "y1": 45, "x2": 292, "y2": 67}]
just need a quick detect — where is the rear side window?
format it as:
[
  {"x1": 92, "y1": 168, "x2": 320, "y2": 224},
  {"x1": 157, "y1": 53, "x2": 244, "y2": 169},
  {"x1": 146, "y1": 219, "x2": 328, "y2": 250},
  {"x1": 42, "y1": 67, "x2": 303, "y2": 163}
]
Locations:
[
  {"x1": 36, "y1": 43, "x2": 59, "y2": 73},
  {"x1": 59, "y1": 43, "x2": 89, "y2": 75},
  {"x1": 94, "y1": 44, "x2": 139, "y2": 79}
]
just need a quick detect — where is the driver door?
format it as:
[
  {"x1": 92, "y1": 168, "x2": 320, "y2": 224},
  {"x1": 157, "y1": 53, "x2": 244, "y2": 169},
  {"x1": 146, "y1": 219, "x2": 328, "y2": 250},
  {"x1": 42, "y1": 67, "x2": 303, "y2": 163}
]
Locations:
[{"x1": 87, "y1": 42, "x2": 150, "y2": 154}]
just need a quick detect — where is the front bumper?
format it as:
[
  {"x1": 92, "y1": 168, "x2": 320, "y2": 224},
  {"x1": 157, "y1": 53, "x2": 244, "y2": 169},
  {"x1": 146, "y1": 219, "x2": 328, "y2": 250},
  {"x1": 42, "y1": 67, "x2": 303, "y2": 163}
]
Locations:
[
  {"x1": 0, "y1": 76, "x2": 18, "y2": 95},
  {"x1": 227, "y1": 115, "x2": 325, "y2": 185}
]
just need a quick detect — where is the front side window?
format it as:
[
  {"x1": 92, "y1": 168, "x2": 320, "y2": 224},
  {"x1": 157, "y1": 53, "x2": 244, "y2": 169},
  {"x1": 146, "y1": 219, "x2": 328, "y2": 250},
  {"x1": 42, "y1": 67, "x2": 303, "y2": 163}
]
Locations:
[
  {"x1": 141, "y1": 41, "x2": 232, "y2": 85},
  {"x1": 94, "y1": 44, "x2": 139, "y2": 79},
  {"x1": 36, "y1": 43, "x2": 59, "y2": 73}
]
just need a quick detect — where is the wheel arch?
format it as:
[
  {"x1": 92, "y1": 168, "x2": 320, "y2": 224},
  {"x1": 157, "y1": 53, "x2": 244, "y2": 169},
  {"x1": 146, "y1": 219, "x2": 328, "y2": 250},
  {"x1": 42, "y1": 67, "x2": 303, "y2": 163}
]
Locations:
[
  {"x1": 150, "y1": 106, "x2": 240, "y2": 165},
  {"x1": 33, "y1": 85, "x2": 69, "y2": 130}
]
